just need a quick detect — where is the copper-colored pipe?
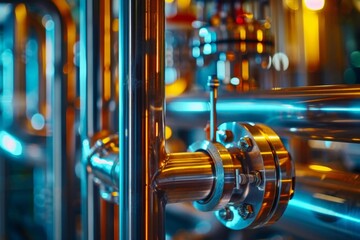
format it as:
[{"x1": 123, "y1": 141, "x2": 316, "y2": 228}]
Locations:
[{"x1": 155, "y1": 152, "x2": 215, "y2": 203}]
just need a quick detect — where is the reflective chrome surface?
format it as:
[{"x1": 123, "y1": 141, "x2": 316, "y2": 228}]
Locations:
[
  {"x1": 2, "y1": 0, "x2": 360, "y2": 239},
  {"x1": 119, "y1": 0, "x2": 166, "y2": 239},
  {"x1": 214, "y1": 122, "x2": 294, "y2": 229},
  {"x1": 167, "y1": 85, "x2": 360, "y2": 143},
  {"x1": 274, "y1": 164, "x2": 360, "y2": 239},
  {"x1": 155, "y1": 152, "x2": 214, "y2": 203}
]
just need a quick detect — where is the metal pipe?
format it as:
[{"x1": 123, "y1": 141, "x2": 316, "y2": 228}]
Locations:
[
  {"x1": 80, "y1": 0, "x2": 118, "y2": 238},
  {"x1": 166, "y1": 85, "x2": 360, "y2": 142},
  {"x1": 119, "y1": 0, "x2": 166, "y2": 239},
  {"x1": 155, "y1": 152, "x2": 215, "y2": 203},
  {"x1": 89, "y1": 150, "x2": 215, "y2": 205},
  {"x1": 274, "y1": 164, "x2": 360, "y2": 239},
  {"x1": 88, "y1": 135, "x2": 119, "y2": 188}
]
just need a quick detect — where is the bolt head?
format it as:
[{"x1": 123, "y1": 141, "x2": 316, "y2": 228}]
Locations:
[
  {"x1": 217, "y1": 130, "x2": 234, "y2": 143},
  {"x1": 237, "y1": 203, "x2": 254, "y2": 220},
  {"x1": 238, "y1": 136, "x2": 253, "y2": 152},
  {"x1": 219, "y1": 207, "x2": 234, "y2": 221}
]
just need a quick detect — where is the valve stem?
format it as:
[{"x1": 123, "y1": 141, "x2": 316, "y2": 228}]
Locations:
[{"x1": 208, "y1": 75, "x2": 220, "y2": 142}]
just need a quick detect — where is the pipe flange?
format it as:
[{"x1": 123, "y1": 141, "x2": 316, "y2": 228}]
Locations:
[
  {"x1": 214, "y1": 122, "x2": 294, "y2": 230},
  {"x1": 188, "y1": 140, "x2": 235, "y2": 211}
]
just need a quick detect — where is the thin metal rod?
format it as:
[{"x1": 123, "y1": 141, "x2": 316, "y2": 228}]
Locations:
[
  {"x1": 166, "y1": 85, "x2": 360, "y2": 142},
  {"x1": 208, "y1": 76, "x2": 220, "y2": 142},
  {"x1": 119, "y1": 0, "x2": 165, "y2": 239}
]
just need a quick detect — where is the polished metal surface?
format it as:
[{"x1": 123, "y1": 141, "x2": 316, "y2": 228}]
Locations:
[
  {"x1": 2, "y1": 0, "x2": 360, "y2": 239},
  {"x1": 155, "y1": 152, "x2": 214, "y2": 203},
  {"x1": 166, "y1": 85, "x2": 360, "y2": 142},
  {"x1": 188, "y1": 140, "x2": 235, "y2": 211},
  {"x1": 213, "y1": 122, "x2": 294, "y2": 230},
  {"x1": 88, "y1": 134, "x2": 119, "y2": 188},
  {"x1": 274, "y1": 164, "x2": 360, "y2": 239},
  {"x1": 208, "y1": 76, "x2": 220, "y2": 142},
  {"x1": 80, "y1": 0, "x2": 119, "y2": 238},
  {"x1": 119, "y1": 0, "x2": 166, "y2": 239}
]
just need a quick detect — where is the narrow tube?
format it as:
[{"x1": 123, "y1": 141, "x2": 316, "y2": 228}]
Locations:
[{"x1": 156, "y1": 152, "x2": 215, "y2": 203}]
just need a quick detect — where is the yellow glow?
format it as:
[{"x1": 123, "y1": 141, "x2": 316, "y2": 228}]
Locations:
[
  {"x1": 240, "y1": 27, "x2": 246, "y2": 40},
  {"x1": 15, "y1": 4, "x2": 27, "y2": 21},
  {"x1": 165, "y1": 0, "x2": 174, "y2": 3},
  {"x1": 112, "y1": 19, "x2": 119, "y2": 32},
  {"x1": 240, "y1": 42, "x2": 246, "y2": 52},
  {"x1": 104, "y1": 0, "x2": 111, "y2": 101},
  {"x1": 309, "y1": 164, "x2": 332, "y2": 172},
  {"x1": 284, "y1": 0, "x2": 300, "y2": 10},
  {"x1": 303, "y1": 7, "x2": 320, "y2": 69},
  {"x1": 354, "y1": 0, "x2": 360, "y2": 12},
  {"x1": 257, "y1": 30, "x2": 263, "y2": 41},
  {"x1": 264, "y1": 21, "x2": 271, "y2": 29},
  {"x1": 257, "y1": 43, "x2": 263, "y2": 53},
  {"x1": 165, "y1": 126, "x2": 172, "y2": 140},
  {"x1": 304, "y1": 0, "x2": 325, "y2": 11},
  {"x1": 177, "y1": 0, "x2": 191, "y2": 10},
  {"x1": 242, "y1": 60, "x2": 249, "y2": 80},
  {"x1": 165, "y1": 77, "x2": 187, "y2": 97}
]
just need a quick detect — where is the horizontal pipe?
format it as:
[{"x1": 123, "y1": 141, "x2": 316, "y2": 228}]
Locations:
[
  {"x1": 274, "y1": 164, "x2": 360, "y2": 239},
  {"x1": 89, "y1": 150, "x2": 119, "y2": 189},
  {"x1": 155, "y1": 152, "x2": 215, "y2": 203},
  {"x1": 89, "y1": 150, "x2": 215, "y2": 204},
  {"x1": 166, "y1": 85, "x2": 360, "y2": 142},
  {"x1": 163, "y1": 164, "x2": 360, "y2": 239}
]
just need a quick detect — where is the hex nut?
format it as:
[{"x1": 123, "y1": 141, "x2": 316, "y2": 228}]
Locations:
[
  {"x1": 219, "y1": 207, "x2": 234, "y2": 221},
  {"x1": 238, "y1": 136, "x2": 253, "y2": 152},
  {"x1": 237, "y1": 203, "x2": 254, "y2": 220}
]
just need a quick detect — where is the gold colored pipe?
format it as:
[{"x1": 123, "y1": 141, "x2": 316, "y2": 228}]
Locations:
[{"x1": 155, "y1": 152, "x2": 215, "y2": 203}]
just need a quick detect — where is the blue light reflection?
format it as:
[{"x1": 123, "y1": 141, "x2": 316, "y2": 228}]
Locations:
[
  {"x1": 289, "y1": 199, "x2": 360, "y2": 224},
  {"x1": 0, "y1": 130, "x2": 23, "y2": 156}
]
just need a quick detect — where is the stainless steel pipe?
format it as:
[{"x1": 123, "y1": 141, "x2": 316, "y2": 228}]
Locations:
[
  {"x1": 274, "y1": 164, "x2": 360, "y2": 239},
  {"x1": 119, "y1": 0, "x2": 166, "y2": 239},
  {"x1": 155, "y1": 152, "x2": 214, "y2": 203},
  {"x1": 166, "y1": 85, "x2": 360, "y2": 143}
]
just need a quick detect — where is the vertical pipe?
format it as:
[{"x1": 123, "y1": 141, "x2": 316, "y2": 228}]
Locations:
[
  {"x1": 80, "y1": 0, "x2": 101, "y2": 239},
  {"x1": 119, "y1": 0, "x2": 166, "y2": 239},
  {"x1": 81, "y1": 0, "x2": 118, "y2": 238}
]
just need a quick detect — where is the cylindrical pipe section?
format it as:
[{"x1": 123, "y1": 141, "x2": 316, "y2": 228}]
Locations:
[
  {"x1": 119, "y1": 0, "x2": 166, "y2": 239},
  {"x1": 156, "y1": 152, "x2": 215, "y2": 203},
  {"x1": 89, "y1": 150, "x2": 119, "y2": 189},
  {"x1": 166, "y1": 85, "x2": 360, "y2": 142},
  {"x1": 275, "y1": 164, "x2": 360, "y2": 239}
]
